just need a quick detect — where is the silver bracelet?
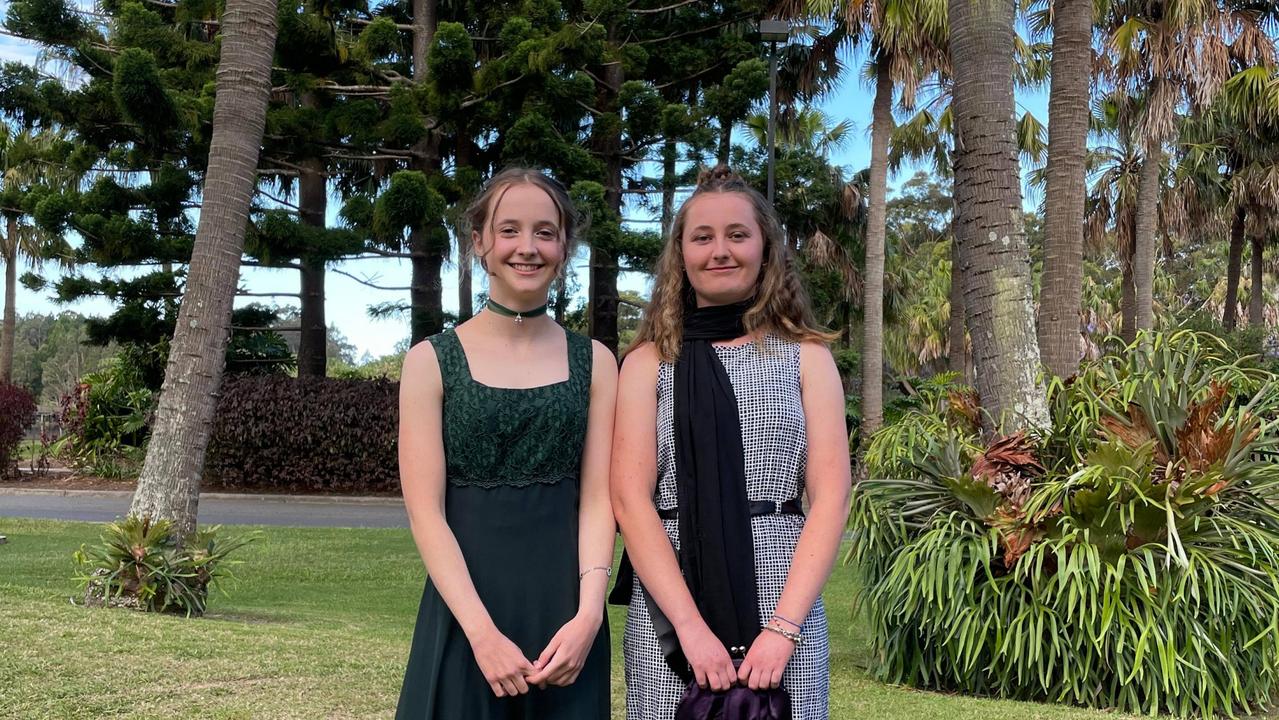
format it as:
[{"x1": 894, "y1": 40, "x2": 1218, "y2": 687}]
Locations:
[
  {"x1": 762, "y1": 622, "x2": 804, "y2": 646},
  {"x1": 579, "y1": 565, "x2": 612, "y2": 579}
]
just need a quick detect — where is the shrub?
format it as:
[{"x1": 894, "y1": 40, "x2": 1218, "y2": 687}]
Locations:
[
  {"x1": 74, "y1": 515, "x2": 254, "y2": 616},
  {"x1": 203, "y1": 375, "x2": 399, "y2": 492},
  {"x1": 0, "y1": 383, "x2": 37, "y2": 475},
  {"x1": 53, "y1": 354, "x2": 155, "y2": 476},
  {"x1": 851, "y1": 331, "x2": 1279, "y2": 717}
]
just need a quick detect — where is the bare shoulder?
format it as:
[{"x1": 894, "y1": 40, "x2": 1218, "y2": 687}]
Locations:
[
  {"x1": 400, "y1": 338, "x2": 443, "y2": 394},
  {"x1": 619, "y1": 341, "x2": 660, "y2": 382},
  {"x1": 590, "y1": 339, "x2": 619, "y2": 376},
  {"x1": 798, "y1": 340, "x2": 837, "y2": 380}
]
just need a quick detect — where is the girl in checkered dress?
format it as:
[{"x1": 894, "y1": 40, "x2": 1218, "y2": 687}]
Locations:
[{"x1": 610, "y1": 166, "x2": 853, "y2": 720}]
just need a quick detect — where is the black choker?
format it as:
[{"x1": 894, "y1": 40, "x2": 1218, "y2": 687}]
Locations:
[{"x1": 486, "y1": 298, "x2": 548, "y2": 324}]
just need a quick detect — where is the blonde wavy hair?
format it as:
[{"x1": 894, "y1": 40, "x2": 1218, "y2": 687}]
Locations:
[{"x1": 630, "y1": 165, "x2": 836, "y2": 363}]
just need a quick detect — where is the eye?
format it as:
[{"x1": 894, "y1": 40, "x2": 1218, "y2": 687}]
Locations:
[
  {"x1": 730, "y1": 231, "x2": 747, "y2": 240},
  {"x1": 498, "y1": 226, "x2": 518, "y2": 235},
  {"x1": 692, "y1": 234, "x2": 711, "y2": 243},
  {"x1": 536, "y1": 228, "x2": 557, "y2": 239}
]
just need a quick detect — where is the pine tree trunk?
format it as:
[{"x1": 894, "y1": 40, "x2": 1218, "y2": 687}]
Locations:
[
  {"x1": 589, "y1": 60, "x2": 623, "y2": 354},
  {"x1": 1224, "y1": 205, "x2": 1245, "y2": 331},
  {"x1": 296, "y1": 137, "x2": 327, "y2": 377},
  {"x1": 407, "y1": 0, "x2": 441, "y2": 343},
  {"x1": 1249, "y1": 232, "x2": 1264, "y2": 327},
  {"x1": 129, "y1": 0, "x2": 279, "y2": 539},
  {"x1": 948, "y1": 0, "x2": 1049, "y2": 433},
  {"x1": 1133, "y1": 148, "x2": 1160, "y2": 335},
  {"x1": 860, "y1": 61, "x2": 891, "y2": 442},
  {"x1": 1, "y1": 217, "x2": 17, "y2": 384},
  {"x1": 456, "y1": 134, "x2": 473, "y2": 323},
  {"x1": 1037, "y1": 0, "x2": 1090, "y2": 377}
]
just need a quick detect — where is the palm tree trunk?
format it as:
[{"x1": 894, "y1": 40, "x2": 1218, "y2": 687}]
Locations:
[
  {"x1": 1037, "y1": 0, "x2": 1090, "y2": 377},
  {"x1": 1, "y1": 217, "x2": 17, "y2": 384},
  {"x1": 1224, "y1": 205, "x2": 1245, "y2": 331},
  {"x1": 130, "y1": 0, "x2": 279, "y2": 540},
  {"x1": 1133, "y1": 148, "x2": 1160, "y2": 335},
  {"x1": 296, "y1": 138, "x2": 327, "y2": 377},
  {"x1": 1249, "y1": 232, "x2": 1264, "y2": 326},
  {"x1": 947, "y1": 233, "x2": 968, "y2": 379},
  {"x1": 1121, "y1": 258, "x2": 1136, "y2": 342},
  {"x1": 860, "y1": 60, "x2": 891, "y2": 442},
  {"x1": 948, "y1": 0, "x2": 1049, "y2": 433}
]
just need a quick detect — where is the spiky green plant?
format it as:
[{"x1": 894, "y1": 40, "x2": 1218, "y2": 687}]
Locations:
[
  {"x1": 74, "y1": 515, "x2": 255, "y2": 617},
  {"x1": 850, "y1": 331, "x2": 1279, "y2": 717}
]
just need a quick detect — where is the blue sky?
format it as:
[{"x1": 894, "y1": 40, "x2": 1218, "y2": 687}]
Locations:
[{"x1": 1, "y1": 9, "x2": 1050, "y2": 358}]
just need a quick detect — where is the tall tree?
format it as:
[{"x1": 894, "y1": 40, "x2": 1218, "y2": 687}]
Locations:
[
  {"x1": 948, "y1": 0, "x2": 1049, "y2": 432},
  {"x1": 0, "y1": 127, "x2": 77, "y2": 382},
  {"x1": 130, "y1": 0, "x2": 280, "y2": 537},
  {"x1": 806, "y1": 0, "x2": 947, "y2": 438},
  {"x1": 1100, "y1": 0, "x2": 1274, "y2": 337},
  {"x1": 1036, "y1": 0, "x2": 1092, "y2": 376}
]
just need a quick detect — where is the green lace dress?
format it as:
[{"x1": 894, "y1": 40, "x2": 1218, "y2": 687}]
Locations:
[{"x1": 395, "y1": 327, "x2": 610, "y2": 720}]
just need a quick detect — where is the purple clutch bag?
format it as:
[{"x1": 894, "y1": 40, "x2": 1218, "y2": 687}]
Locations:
[{"x1": 674, "y1": 679, "x2": 792, "y2": 720}]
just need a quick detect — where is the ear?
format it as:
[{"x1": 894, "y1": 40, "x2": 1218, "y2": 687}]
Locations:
[{"x1": 471, "y1": 230, "x2": 484, "y2": 259}]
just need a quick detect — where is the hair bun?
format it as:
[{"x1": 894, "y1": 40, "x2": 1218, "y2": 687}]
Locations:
[{"x1": 696, "y1": 163, "x2": 742, "y2": 187}]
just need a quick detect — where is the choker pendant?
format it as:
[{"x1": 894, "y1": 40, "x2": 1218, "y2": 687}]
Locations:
[{"x1": 486, "y1": 298, "x2": 548, "y2": 324}]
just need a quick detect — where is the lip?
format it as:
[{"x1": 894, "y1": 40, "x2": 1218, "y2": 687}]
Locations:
[
  {"x1": 706, "y1": 266, "x2": 738, "y2": 273},
  {"x1": 508, "y1": 262, "x2": 545, "y2": 275}
]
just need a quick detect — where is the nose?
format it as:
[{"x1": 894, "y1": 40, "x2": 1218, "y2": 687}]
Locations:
[
  {"x1": 514, "y1": 230, "x2": 537, "y2": 256},
  {"x1": 710, "y1": 236, "x2": 731, "y2": 260}
]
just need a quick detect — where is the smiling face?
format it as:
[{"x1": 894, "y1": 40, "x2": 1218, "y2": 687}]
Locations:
[
  {"x1": 680, "y1": 192, "x2": 766, "y2": 308},
  {"x1": 472, "y1": 182, "x2": 566, "y2": 307}
]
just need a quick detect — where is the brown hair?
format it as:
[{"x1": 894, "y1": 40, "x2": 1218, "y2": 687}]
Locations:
[
  {"x1": 630, "y1": 164, "x2": 836, "y2": 362},
  {"x1": 464, "y1": 167, "x2": 580, "y2": 281}
]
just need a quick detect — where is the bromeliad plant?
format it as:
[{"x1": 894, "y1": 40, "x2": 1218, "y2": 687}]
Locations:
[
  {"x1": 850, "y1": 331, "x2": 1279, "y2": 717},
  {"x1": 74, "y1": 515, "x2": 255, "y2": 616}
]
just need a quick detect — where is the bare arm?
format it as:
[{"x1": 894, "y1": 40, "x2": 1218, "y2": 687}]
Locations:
[
  {"x1": 525, "y1": 339, "x2": 618, "y2": 688},
  {"x1": 398, "y1": 342, "x2": 533, "y2": 697},
  {"x1": 610, "y1": 343, "x2": 736, "y2": 691},
  {"x1": 576, "y1": 340, "x2": 619, "y2": 616},
  {"x1": 738, "y1": 341, "x2": 853, "y2": 690},
  {"x1": 773, "y1": 341, "x2": 853, "y2": 627}
]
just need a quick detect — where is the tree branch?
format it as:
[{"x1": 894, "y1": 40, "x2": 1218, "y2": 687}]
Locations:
[
  {"x1": 629, "y1": 0, "x2": 700, "y2": 14},
  {"x1": 331, "y1": 267, "x2": 410, "y2": 290}
]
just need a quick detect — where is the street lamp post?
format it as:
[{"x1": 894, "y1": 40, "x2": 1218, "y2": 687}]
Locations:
[{"x1": 758, "y1": 19, "x2": 790, "y2": 203}]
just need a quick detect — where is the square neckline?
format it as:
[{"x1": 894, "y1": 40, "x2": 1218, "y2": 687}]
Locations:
[{"x1": 451, "y1": 326, "x2": 573, "y2": 391}]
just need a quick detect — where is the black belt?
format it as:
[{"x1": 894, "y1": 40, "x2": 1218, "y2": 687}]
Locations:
[
  {"x1": 655, "y1": 497, "x2": 804, "y2": 520},
  {"x1": 608, "y1": 497, "x2": 803, "y2": 608}
]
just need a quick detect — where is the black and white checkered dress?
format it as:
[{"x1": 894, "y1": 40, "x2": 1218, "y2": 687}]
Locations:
[{"x1": 623, "y1": 334, "x2": 830, "y2": 720}]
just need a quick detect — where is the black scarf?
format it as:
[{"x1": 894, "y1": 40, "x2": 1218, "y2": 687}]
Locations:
[{"x1": 673, "y1": 300, "x2": 759, "y2": 656}]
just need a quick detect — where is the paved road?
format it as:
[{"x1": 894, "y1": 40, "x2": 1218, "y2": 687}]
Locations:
[{"x1": 0, "y1": 490, "x2": 409, "y2": 528}]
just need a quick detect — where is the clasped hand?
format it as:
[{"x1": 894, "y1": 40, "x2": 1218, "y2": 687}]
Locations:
[
  {"x1": 471, "y1": 613, "x2": 601, "y2": 697},
  {"x1": 678, "y1": 621, "x2": 796, "y2": 692}
]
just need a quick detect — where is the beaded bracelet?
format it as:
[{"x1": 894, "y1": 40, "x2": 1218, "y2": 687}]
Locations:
[
  {"x1": 762, "y1": 622, "x2": 804, "y2": 646},
  {"x1": 772, "y1": 614, "x2": 803, "y2": 630},
  {"x1": 579, "y1": 565, "x2": 613, "y2": 579}
]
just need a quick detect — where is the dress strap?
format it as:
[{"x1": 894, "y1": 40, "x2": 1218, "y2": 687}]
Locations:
[
  {"x1": 426, "y1": 330, "x2": 466, "y2": 396},
  {"x1": 567, "y1": 330, "x2": 594, "y2": 387}
]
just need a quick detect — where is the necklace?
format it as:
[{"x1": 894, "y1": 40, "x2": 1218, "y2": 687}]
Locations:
[{"x1": 486, "y1": 298, "x2": 548, "y2": 325}]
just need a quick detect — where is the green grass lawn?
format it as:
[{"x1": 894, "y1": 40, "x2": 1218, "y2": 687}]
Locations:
[{"x1": 0, "y1": 517, "x2": 1145, "y2": 720}]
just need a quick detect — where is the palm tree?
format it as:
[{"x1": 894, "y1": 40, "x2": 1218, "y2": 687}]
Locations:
[
  {"x1": 1035, "y1": 0, "x2": 1093, "y2": 377},
  {"x1": 130, "y1": 0, "x2": 281, "y2": 539},
  {"x1": 0, "y1": 128, "x2": 76, "y2": 383},
  {"x1": 947, "y1": 0, "x2": 1049, "y2": 432},
  {"x1": 1099, "y1": 0, "x2": 1276, "y2": 338},
  {"x1": 804, "y1": 0, "x2": 948, "y2": 440}
]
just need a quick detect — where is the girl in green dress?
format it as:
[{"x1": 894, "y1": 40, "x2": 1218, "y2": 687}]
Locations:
[{"x1": 395, "y1": 168, "x2": 617, "y2": 720}]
